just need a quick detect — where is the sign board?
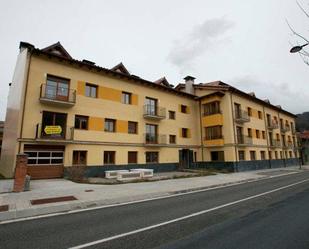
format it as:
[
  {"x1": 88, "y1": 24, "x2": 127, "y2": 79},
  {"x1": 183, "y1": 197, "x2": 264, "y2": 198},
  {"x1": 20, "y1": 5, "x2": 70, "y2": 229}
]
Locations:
[{"x1": 44, "y1": 125, "x2": 62, "y2": 135}]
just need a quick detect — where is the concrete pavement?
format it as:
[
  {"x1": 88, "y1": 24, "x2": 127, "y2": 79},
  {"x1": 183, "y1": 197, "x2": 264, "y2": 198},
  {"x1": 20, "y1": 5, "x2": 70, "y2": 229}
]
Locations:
[{"x1": 0, "y1": 165, "x2": 308, "y2": 222}]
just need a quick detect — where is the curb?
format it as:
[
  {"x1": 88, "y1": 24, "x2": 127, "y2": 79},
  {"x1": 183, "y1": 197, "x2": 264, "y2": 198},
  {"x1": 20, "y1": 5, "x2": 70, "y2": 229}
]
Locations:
[{"x1": 0, "y1": 170, "x2": 302, "y2": 224}]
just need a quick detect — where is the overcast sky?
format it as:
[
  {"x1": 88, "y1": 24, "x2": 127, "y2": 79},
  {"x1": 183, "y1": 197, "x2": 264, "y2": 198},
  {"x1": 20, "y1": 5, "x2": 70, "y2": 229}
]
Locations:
[{"x1": 0, "y1": 0, "x2": 308, "y2": 120}]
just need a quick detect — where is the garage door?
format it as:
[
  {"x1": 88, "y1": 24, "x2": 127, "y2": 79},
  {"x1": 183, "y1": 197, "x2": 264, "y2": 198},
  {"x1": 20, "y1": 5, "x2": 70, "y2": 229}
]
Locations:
[{"x1": 24, "y1": 145, "x2": 65, "y2": 179}]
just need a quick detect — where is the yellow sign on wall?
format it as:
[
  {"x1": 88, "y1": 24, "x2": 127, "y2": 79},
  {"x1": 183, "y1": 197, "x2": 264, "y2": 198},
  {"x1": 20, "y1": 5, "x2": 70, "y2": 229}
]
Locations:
[{"x1": 44, "y1": 126, "x2": 62, "y2": 135}]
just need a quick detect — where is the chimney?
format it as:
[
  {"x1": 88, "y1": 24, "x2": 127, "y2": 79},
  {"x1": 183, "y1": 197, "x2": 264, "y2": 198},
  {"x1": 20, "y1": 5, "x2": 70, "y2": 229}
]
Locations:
[{"x1": 184, "y1": 76, "x2": 195, "y2": 94}]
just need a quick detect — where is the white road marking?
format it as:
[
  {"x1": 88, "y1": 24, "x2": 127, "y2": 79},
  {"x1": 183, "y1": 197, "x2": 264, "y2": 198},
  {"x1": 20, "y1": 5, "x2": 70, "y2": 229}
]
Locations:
[
  {"x1": 0, "y1": 171, "x2": 300, "y2": 225},
  {"x1": 69, "y1": 178, "x2": 309, "y2": 249}
]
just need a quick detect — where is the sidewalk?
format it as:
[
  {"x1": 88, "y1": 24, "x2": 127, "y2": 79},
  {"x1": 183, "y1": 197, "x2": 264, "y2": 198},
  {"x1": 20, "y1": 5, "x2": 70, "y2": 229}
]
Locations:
[{"x1": 0, "y1": 165, "x2": 308, "y2": 222}]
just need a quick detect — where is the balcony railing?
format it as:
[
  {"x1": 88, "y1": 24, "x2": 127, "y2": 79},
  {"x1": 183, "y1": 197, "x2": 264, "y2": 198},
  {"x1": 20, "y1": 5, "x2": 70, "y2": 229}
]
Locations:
[
  {"x1": 144, "y1": 133, "x2": 167, "y2": 145},
  {"x1": 143, "y1": 105, "x2": 166, "y2": 120},
  {"x1": 267, "y1": 121, "x2": 279, "y2": 130},
  {"x1": 269, "y1": 139, "x2": 281, "y2": 147},
  {"x1": 35, "y1": 124, "x2": 74, "y2": 140},
  {"x1": 236, "y1": 135, "x2": 253, "y2": 145},
  {"x1": 234, "y1": 110, "x2": 250, "y2": 123},
  {"x1": 204, "y1": 135, "x2": 224, "y2": 140},
  {"x1": 202, "y1": 110, "x2": 222, "y2": 116},
  {"x1": 280, "y1": 125, "x2": 290, "y2": 133},
  {"x1": 39, "y1": 84, "x2": 76, "y2": 107}
]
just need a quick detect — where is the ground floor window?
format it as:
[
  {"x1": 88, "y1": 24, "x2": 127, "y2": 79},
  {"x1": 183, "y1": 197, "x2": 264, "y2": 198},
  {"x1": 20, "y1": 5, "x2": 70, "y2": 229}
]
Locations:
[
  {"x1": 25, "y1": 151, "x2": 64, "y2": 165},
  {"x1": 275, "y1": 151, "x2": 278, "y2": 159},
  {"x1": 128, "y1": 151, "x2": 138, "y2": 164},
  {"x1": 104, "y1": 151, "x2": 116, "y2": 164},
  {"x1": 250, "y1": 150, "x2": 256, "y2": 160},
  {"x1": 146, "y1": 152, "x2": 159, "y2": 163},
  {"x1": 289, "y1": 151, "x2": 292, "y2": 158},
  {"x1": 211, "y1": 151, "x2": 224, "y2": 161},
  {"x1": 73, "y1": 151, "x2": 87, "y2": 165},
  {"x1": 238, "y1": 150, "x2": 245, "y2": 161},
  {"x1": 269, "y1": 151, "x2": 272, "y2": 160}
]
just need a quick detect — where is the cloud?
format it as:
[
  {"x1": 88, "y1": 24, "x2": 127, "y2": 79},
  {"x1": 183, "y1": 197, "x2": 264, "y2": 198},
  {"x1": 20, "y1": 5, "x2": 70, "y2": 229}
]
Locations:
[
  {"x1": 167, "y1": 17, "x2": 234, "y2": 72},
  {"x1": 229, "y1": 75, "x2": 309, "y2": 114}
]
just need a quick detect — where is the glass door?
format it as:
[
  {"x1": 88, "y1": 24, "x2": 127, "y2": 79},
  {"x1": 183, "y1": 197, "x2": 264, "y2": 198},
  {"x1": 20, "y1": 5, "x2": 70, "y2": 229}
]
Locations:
[
  {"x1": 46, "y1": 76, "x2": 69, "y2": 101},
  {"x1": 145, "y1": 97, "x2": 157, "y2": 116},
  {"x1": 41, "y1": 111, "x2": 67, "y2": 139},
  {"x1": 146, "y1": 124, "x2": 157, "y2": 143}
]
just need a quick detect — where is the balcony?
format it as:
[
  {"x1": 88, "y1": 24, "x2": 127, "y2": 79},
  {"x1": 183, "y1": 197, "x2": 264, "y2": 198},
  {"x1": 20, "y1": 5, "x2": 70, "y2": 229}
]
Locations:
[
  {"x1": 39, "y1": 84, "x2": 76, "y2": 107},
  {"x1": 143, "y1": 105, "x2": 166, "y2": 120},
  {"x1": 35, "y1": 124, "x2": 74, "y2": 141},
  {"x1": 203, "y1": 135, "x2": 224, "y2": 147},
  {"x1": 269, "y1": 139, "x2": 281, "y2": 148},
  {"x1": 267, "y1": 121, "x2": 279, "y2": 130},
  {"x1": 280, "y1": 125, "x2": 290, "y2": 133},
  {"x1": 234, "y1": 110, "x2": 250, "y2": 123},
  {"x1": 236, "y1": 135, "x2": 253, "y2": 146},
  {"x1": 287, "y1": 141, "x2": 294, "y2": 149},
  {"x1": 144, "y1": 133, "x2": 167, "y2": 146}
]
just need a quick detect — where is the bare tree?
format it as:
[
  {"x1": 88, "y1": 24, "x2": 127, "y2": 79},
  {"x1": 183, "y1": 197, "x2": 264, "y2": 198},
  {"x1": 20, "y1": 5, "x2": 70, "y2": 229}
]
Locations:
[{"x1": 288, "y1": 1, "x2": 309, "y2": 65}]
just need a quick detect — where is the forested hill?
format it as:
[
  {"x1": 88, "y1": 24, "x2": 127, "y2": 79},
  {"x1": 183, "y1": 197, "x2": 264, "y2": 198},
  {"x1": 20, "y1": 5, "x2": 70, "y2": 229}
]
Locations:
[{"x1": 296, "y1": 112, "x2": 309, "y2": 132}]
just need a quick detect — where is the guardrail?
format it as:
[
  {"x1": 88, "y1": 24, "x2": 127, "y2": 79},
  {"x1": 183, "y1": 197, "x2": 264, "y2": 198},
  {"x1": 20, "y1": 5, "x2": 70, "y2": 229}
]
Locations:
[
  {"x1": 40, "y1": 84, "x2": 76, "y2": 105},
  {"x1": 234, "y1": 110, "x2": 250, "y2": 123},
  {"x1": 143, "y1": 105, "x2": 166, "y2": 119},
  {"x1": 35, "y1": 124, "x2": 74, "y2": 140}
]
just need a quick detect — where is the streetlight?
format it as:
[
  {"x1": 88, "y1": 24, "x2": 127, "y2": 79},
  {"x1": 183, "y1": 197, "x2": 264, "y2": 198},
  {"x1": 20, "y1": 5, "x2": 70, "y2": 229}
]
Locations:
[{"x1": 290, "y1": 43, "x2": 309, "y2": 53}]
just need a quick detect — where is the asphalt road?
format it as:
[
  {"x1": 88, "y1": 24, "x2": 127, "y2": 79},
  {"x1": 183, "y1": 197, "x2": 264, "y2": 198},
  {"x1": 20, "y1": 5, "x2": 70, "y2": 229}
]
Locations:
[{"x1": 1, "y1": 171, "x2": 309, "y2": 249}]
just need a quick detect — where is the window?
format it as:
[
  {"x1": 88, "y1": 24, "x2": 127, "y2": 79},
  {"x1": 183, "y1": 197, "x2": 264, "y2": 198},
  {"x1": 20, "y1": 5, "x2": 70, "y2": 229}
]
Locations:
[
  {"x1": 145, "y1": 124, "x2": 157, "y2": 143},
  {"x1": 260, "y1": 151, "x2": 266, "y2": 160},
  {"x1": 280, "y1": 151, "x2": 283, "y2": 159},
  {"x1": 289, "y1": 151, "x2": 292, "y2": 158},
  {"x1": 145, "y1": 97, "x2": 157, "y2": 116},
  {"x1": 105, "y1": 119, "x2": 116, "y2": 132},
  {"x1": 238, "y1": 151, "x2": 245, "y2": 161},
  {"x1": 73, "y1": 151, "x2": 87, "y2": 165},
  {"x1": 85, "y1": 83, "x2": 97, "y2": 98},
  {"x1": 205, "y1": 126, "x2": 222, "y2": 140},
  {"x1": 250, "y1": 150, "x2": 256, "y2": 160},
  {"x1": 122, "y1": 92, "x2": 131, "y2": 104},
  {"x1": 168, "y1": 111, "x2": 176, "y2": 120},
  {"x1": 258, "y1": 111, "x2": 262, "y2": 119},
  {"x1": 203, "y1": 101, "x2": 220, "y2": 116},
  {"x1": 25, "y1": 151, "x2": 64, "y2": 165},
  {"x1": 128, "y1": 151, "x2": 137, "y2": 164},
  {"x1": 247, "y1": 107, "x2": 252, "y2": 116},
  {"x1": 45, "y1": 75, "x2": 70, "y2": 101},
  {"x1": 262, "y1": 131, "x2": 266, "y2": 139},
  {"x1": 256, "y1": 130, "x2": 260, "y2": 139},
  {"x1": 104, "y1": 151, "x2": 115, "y2": 164},
  {"x1": 248, "y1": 128, "x2": 252, "y2": 138},
  {"x1": 146, "y1": 152, "x2": 159, "y2": 163},
  {"x1": 169, "y1": 135, "x2": 176, "y2": 144},
  {"x1": 266, "y1": 114, "x2": 271, "y2": 126},
  {"x1": 276, "y1": 133, "x2": 280, "y2": 141},
  {"x1": 275, "y1": 151, "x2": 278, "y2": 159},
  {"x1": 180, "y1": 105, "x2": 187, "y2": 113},
  {"x1": 211, "y1": 151, "x2": 224, "y2": 161},
  {"x1": 128, "y1": 121, "x2": 138, "y2": 134},
  {"x1": 182, "y1": 128, "x2": 188, "y2": 138},
  {"x1": 75, "y1": 115, "x2": 88, "y2": 130}
]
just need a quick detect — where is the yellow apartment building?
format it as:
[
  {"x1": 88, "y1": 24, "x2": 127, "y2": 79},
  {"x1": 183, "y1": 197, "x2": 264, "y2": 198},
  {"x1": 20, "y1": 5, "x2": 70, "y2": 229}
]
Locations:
[{"x1": 0, "y1": 42, "x2": 299, "y2": 179}]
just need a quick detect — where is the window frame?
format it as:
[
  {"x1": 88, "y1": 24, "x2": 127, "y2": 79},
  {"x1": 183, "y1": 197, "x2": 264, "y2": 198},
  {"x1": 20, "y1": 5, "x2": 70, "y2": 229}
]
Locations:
[
  {"x1": 180, "y1": 105, "x2": 187, "y2": 113},
  {"x1": 146, "y1": 152, "x2": 159, "y2": 163},
  {"x1": 121, "y1": 91, "x2": 132, "y2": 104},
  {"x1": 128, "y1": 151, "x2": 138, "y2": 164},
  {"x1": 205, "y1": 126, "x2": 223, "y2": 140},
  {"x1": 85, "y1": 83, "x2": 98, "y2": 98},
  {"x1": 74, "y1": 115, "x2": 89, "y2": 130},
  {"x1": 104, "y1": 151, "x2": 116, "y2": 164},
  {"x1": 202, "y1": 101, "x2": 221, "y2": 116},
  {"x1": 128, "y1": 121, "x2": 138, "y2": 134},
  {"x1": 168, "y1": 110, "x2": 176, "y2": 120},
  {"x1": 72, "y1": 150, "x2": 87, "y2": 166},
  {"x1": 169, "y1": 135, "x2": 176, "y2": 144},
  {"x1": 104, "y1": 119, "x2": 116, "y2": 132}
]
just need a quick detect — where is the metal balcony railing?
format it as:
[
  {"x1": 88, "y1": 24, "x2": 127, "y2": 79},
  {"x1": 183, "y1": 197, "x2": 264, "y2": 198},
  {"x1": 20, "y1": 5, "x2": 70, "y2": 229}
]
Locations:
[
  {"x1": 204, "y1": 135, "x2": 224, "y2": 141},
  {"x1": 143, "y1": 105, "x2": 166, "y2": 120},
  {"x1": 234, "y1": 110, "x2": 250, "y2": 123},
  {"x1": 280, "y1": 125, "x2": 290, "y2": 133},
  {"x1": 269, "y1": 139, "x2": 281, "y2": 147},
  {"x1": 236, "y1": 135, "x2": 253, "y2": 145},
  {"x1": 144, "y1": 133, "x2": 167, "y2": 145},
  {"x1": 39, "y1": 84, "x2": 76, "y2": 106},
  {"x1": 35, "y1": 123, "x2": 74, "y2": 140},
  {"x1": 267, "y1": 121, "x2": 279, "y2": 130}
]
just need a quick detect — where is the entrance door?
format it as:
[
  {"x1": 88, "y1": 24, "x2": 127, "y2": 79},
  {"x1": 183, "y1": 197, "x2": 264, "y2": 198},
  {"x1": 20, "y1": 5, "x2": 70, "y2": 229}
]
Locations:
[
  {"x1": 41, "y1": 111, "x2": 67, "y2": 139},
  {"x1": 45, "y1": 75, "x2": 69, "y2": 101},
  {"x1": 179, "y1": 149, "x2": 193, "y2": 169}
]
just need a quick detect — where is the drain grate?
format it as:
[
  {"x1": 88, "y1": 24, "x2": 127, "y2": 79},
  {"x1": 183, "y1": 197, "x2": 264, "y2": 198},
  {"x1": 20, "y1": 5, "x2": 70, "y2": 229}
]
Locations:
[
  {"x1": 0, "y1": 205, "x2": 9, "y2": 212},
  {"x1": 30, "y1": 196, "x2": 77, "y2": 205}
]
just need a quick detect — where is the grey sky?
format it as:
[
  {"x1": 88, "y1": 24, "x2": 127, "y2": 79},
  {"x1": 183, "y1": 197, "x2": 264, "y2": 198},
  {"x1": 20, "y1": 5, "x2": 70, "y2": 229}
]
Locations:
[{"x1": 0, "y1": 0, "x2": 308, "y2": 120}]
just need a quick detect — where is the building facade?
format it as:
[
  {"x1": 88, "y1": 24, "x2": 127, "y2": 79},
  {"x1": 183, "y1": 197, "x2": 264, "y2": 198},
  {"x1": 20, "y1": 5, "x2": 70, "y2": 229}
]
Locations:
[{"x1": 0, "y1": 42, "x2": 299, "y2": 179}]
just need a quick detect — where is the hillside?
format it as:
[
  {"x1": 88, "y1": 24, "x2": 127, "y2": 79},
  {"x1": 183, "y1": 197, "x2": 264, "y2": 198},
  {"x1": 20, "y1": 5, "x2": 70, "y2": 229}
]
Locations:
[{"x1": 296, "y1": 112, "x2": 309, "y2": 132}]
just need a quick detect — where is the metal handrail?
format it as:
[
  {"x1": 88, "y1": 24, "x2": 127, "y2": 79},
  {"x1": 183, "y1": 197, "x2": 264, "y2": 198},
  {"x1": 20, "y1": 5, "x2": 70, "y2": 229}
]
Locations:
[{"x1": 40, "y1": 84, "x2": 76, "y2": 103}]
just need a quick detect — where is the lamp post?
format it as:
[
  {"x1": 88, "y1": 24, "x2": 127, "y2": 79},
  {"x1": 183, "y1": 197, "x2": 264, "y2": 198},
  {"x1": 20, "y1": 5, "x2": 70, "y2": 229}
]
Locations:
[{"x1": 290, "y1": 43, "x2": 309, "y2": 53}]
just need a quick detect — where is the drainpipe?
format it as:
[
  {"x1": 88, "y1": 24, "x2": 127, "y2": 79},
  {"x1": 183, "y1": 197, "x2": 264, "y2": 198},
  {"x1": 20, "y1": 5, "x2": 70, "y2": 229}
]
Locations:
[
  {"x1": 229, "y1": 91, "x2": 238, "y2": 172},
  {"x1": 262, "y1": 106, "x2": 271, "y2": 169},
  {"x1": 198, "y1": 100, "x2": 205, "y2": 162}
]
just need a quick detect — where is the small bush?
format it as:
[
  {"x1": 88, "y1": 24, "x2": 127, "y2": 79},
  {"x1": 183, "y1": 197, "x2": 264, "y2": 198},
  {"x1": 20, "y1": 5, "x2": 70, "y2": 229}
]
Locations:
[{"x1": 66, "y1": 166, "x2": 86, "y2": 182}]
